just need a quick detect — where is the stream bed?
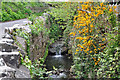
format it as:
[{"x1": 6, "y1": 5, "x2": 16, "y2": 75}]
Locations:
[{"x1": 45, "y1": 54, "x2": 73, "y2": 78}]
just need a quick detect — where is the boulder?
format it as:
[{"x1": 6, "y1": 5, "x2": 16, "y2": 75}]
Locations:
[
  {"x1": 15, "y1": 65, "x2": 31, "y2": 78},
  {"x1": 49, "y1": 40, "x2": 67, "y2": 54},
  {"x1": 49, "y1": 47, "x2": 67, "y2": 54}
]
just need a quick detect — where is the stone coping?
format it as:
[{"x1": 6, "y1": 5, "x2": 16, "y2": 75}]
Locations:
[{"x1": 0, "y1": 52, "x2": 19, "y2": 56}]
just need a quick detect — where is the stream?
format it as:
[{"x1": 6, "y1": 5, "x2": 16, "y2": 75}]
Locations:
[{"x1": 45, "y1": 46, "x2": 73, "y2": 78}]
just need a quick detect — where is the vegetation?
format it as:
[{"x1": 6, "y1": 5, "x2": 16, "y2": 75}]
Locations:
[
  {"x1": 68, "y1": 2, "x2": 120, "y2": 78},
  {"x1": 2, "y1": 1, "x2": 119, "y2": 79},
  {"x1": 13, "y1": 11, "x2": 62, "y2": 78},
  {"x1": 20, "y1": 54, "x2": 47, "y2": 78},
  {"x1": 12, "y1": 14, "x2": 51, "y2": 78},
  {"x1": 46, "y1": 1, "x2": 120, "y2": 78},
  {"x1": 1, "y1": 2, "x2": 47, "y2": 22}
]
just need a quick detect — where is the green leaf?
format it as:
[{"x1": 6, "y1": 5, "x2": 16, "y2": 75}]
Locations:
[{"x1": 53, "y1": 66, "x2": 57, "y2": 70}]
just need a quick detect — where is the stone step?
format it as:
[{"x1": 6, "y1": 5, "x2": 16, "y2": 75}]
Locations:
[
  {"x1": 0, "y1": 39, "x2": 14, "y2": 44},
  {"x1": 2, "y1": 34, "x2": 12, "y2": 39},
  {"x1": 5, "y1": 24, "x2": 23, "y2": 34},
  {"x1": 0, "y1": 57, "x2": 15, "y2": 78},
  {"x1": 0, "y1": 52, "x2": 20, "y2": 68},
  {"x1": 5, "y1": 24, "x2": 31, "y2": 34},
  {"x1": 0, "y1": 40, "x2": 7, "y2": 44},
  {"x1": 0, "y1": 52, "x2": 19, "y2": 56},
  {"x1": 0, "y1": 65, "x2": 15, "y2": 72},
  {"x1": 0, "y1": 41, "x2": 17, "y2": 52}
]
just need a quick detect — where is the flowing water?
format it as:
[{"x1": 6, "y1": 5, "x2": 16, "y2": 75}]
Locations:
[
  {"x1": 45, "y1": 55, "x2": 72, "y2": 71},
  {"x1": 45, "y1": 46, "x2": 73, "y2": 78}
]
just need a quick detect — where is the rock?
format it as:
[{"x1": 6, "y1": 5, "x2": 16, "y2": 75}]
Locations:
[
  {"x1": 0, "y1": 72, "x2": 7, "y2": 77},
  {"x1": 69, "y1": 67, "x2": 74, "y2": 73},
  {"x1": 13, "y1": 24, "x2": 20, "y2": 28},
  {"x1": 59, "y1": 69, "x2": 64, "y2": 73},
  {"x1": 49, "y1": 47, "x2": 67, "y2": 54},
  {"x1": 15, "y1": 65, "x2": 31, "y2": 78},
  {"x1": 0, "y1": 57, "x2": 6, "y2": 66},
  {"x1": 57, "y1": 73, "x2": 67, "y2": 78},
  {"x1": 1, "y1": 39, "x2": 14, "y2": 44},
  {"x1": 49, "y1": 40, "x2": 67, "y2": 54},
  {"x1": 0, "y1": 66, "x2": 16, "y2": 78},
  {"x1": 15, "y1": 36, "x2": 26, "y2": 49},
  {"x1": 0, "y1": 43, "x2": 12, "y2": 52},
  {"x1": 50, "y1": 41, "x2": 65, "y2": 48},
  {"x1": 1, "y1": 52, "x2": 19, "y2": 68},
  {"x1": 0, "y1": 42, "x2": 17, "y2": 52},
  {"x1": 5, "y1": 24, "x2": 31, "y2": 34},
  {"x1": 0, "y1": 41, "x2": 6, "y2": 51},
  {"x1": 35, "y1": 13, "x2": 51, "y2": 29},
  {"x1": 23, "y1": 25, "x2": 31, "y2": 33},
  {"x1": 2, "y1": 34, "x2": 12, "y2": 39},
  {"x1": 0, "y1": 57, "x2": 30, "y2": 78},
  {"x1": 0, "y1": 52, "x2": 19, "y2": 56},
  {"x1": 48, "y1": 74, "x2": 57, "y2": 78},
  {"x1": 5, "y1": 27, "x2": 14, "y2": 34},
  {"x1": 23, "y1": 21, "x2": 32, "y2": 25},
  {"x1": 0, "y1": 57, "x2": 15, "y2": 78}
]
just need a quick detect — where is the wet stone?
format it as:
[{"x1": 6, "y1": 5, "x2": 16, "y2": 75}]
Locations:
[{"x1": 49, "y1": 40, "x2": 67, "y2": 54}]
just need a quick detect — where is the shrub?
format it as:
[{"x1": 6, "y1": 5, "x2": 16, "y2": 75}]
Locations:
[
  {"x1": 69, "y1": 2, "x2": 119, "y2": 78},
  {"x1": 1, "y1": 2, "x2": 47, "y2": 22}
]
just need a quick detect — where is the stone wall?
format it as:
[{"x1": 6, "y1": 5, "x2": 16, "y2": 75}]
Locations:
[{"x1": 29, "y1": 7, "x2": 49, "y2": 13}]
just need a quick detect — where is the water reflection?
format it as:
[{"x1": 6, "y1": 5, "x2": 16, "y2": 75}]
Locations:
[{"x1": 45, "y1": 55, "x2": 72, "y2": 71}]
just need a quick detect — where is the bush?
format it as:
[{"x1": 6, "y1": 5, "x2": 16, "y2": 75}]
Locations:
[
  {"x1": 1, "y1": 2, "x2": 47, "y2": 22},
  {"x1": 49, "y1": 23, "x2": 62, "y2": 40},
  {"x1": 48, "y1": 2, "x2": 78, "y2": 37},
  {"x1": 69, "y1": 2, "x2": 120, "y2": 78}
]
